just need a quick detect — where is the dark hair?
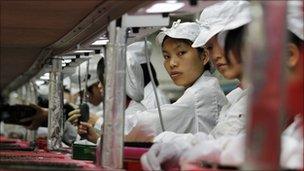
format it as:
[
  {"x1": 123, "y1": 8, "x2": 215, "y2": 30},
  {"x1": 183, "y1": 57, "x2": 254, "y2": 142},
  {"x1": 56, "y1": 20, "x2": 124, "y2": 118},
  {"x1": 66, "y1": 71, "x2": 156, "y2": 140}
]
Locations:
[
  {"x1": 288, "y1": 31, "x2": 304, "y2": 49},
  {"x1": 97, "y1": 58, "x2": 105, "y2": 85},
  {"x1": 162, "y1": 36, "x2": 210, "y2": 71},
  {"x1": 224, "y1": 25, "x2": 246, "y2": 64},
  {"x1": 37, "y1": 95, "x2": 49, "y2": 108},
  {"x1": 141, "y1": 63, "x2": 159, "y2": 86}
]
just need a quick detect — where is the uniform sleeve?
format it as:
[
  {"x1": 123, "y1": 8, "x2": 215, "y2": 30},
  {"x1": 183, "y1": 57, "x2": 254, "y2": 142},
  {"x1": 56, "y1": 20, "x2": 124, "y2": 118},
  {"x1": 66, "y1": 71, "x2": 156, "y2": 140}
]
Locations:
[
  {"x1": 193, "y1": 86, "x2": 227, "y2": 133},
  {"x1": 125, "y1": 91, "x2": 197, "y2": 141},
  {"x1": 210, "y1": 95, "x2": 247, "y2": 138}
]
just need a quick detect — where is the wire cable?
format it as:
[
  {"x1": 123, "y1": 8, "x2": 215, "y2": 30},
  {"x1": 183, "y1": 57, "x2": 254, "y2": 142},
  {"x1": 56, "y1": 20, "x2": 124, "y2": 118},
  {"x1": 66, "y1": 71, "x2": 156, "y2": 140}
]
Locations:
[{"x1": 144, "y1": 37, "x2": 165, "y2": 132}]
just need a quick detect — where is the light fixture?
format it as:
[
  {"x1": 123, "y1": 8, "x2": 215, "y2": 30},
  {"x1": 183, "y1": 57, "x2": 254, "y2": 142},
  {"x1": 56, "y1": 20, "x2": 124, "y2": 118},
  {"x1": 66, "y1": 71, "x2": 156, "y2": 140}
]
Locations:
[
  {"x1": 92, "y1": 39, "x2": 109, "y2": 46},
  {"x1": 74, "y1": 50, "x2": 94, "y2": 53},
  {"x1": 146, "y1": 1, "x2": 185, "y2": 13}
]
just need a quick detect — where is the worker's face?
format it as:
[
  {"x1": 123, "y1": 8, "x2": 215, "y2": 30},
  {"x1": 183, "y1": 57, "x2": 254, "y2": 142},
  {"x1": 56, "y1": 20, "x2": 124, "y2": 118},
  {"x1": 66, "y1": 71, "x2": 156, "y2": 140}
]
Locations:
[
  {"x1": 206, "y1": 36, "x2": 242, "y2": 80},
  {"x1": 162, "y1": 38, "x2": 207, "y2": 88},
  {"x1": 87, "y1": 83, "x2": 103, "y2": 106},
  {"x1": 98, "y1": 82, "x2": 104, "y2": 97}
]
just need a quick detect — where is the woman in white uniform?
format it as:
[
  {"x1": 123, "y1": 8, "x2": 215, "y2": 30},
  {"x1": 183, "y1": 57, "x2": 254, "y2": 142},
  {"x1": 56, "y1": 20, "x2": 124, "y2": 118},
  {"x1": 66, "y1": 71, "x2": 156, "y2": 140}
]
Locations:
[
  {"x1": 124, "y1": 21, "x2": 227, "y2": 142},
  {"x1": 78, "y1": 23, "x2": 227, "y2": 143},
  {"x1": 78, "y1": 41, "x2": 171, "y2": 134},
  {"x1": 141, "y1": 1, "x2": 252, "y2": 170},
  {"x1": 141, "y1": 1, "x2": 304, "y2": 170}
]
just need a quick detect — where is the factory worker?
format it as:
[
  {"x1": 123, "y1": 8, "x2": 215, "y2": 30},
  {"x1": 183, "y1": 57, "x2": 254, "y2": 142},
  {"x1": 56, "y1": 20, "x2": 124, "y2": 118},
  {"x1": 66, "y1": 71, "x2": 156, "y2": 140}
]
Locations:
[
  {"x1": 18, "y1": 58, "x2": 103, "y2": 129},
  {"x1": 141, "y1": 1, "x2": 252, "y2": 170},
  {"x1": 142, "y1": 1, "x2": 304, "y2": 170},
  {"x1": 77, "y1": 50, "x2": 149, "y2": 143},
  {"x1": 78, "y1": 26, "x2": 228, "y2": 142},
  {"x1": 127, "y1": 41, "x2": 170, "y2": 110},
  {"x1": 184, "y1": 19, "x2": 304, "y2": 169},
  {"x1": 69, "y1": 57, "x2": 103, "y2": 114},
  {"x1": 66, "y1": 58, "x2": 104, "y2": 128},
  {"x1": 76, "y1": 41, "x2": 171, "y2": 139},
  {"x1": 278, "y1": 1, "x2": 303, "y2": 169},
  {"x1": 219, "y1": 1, "x2": 303, "y2": 169},
  {"x1": 123, "y1": 20, "x2": 227, "y2": 142}
]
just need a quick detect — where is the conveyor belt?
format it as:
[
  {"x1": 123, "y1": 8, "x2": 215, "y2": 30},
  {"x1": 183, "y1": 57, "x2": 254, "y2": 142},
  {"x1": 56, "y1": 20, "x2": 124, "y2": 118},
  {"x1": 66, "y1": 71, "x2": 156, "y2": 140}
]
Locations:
[
  {"x1": 0, "y1": 136, "x2": 149, "y2": 170},
  {"x1": 0, "y1": 150, "x2": 99, "y2": 170}
]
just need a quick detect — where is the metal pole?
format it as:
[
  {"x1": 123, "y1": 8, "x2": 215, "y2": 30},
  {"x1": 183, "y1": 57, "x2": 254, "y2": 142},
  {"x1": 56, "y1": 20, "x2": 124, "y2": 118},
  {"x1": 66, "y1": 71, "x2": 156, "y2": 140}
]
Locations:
[
  {"x1": 47, "y1": 58, "x2": 64, "y2": 150},
  {"x1": 244, "y1": 1, "x2": 287, "y2": 170},
  {"x1": 100, "y1": 20, "x2": 127, "y2": 169},
  {"x1": 25, "y1": 81, "x2": 37, "y2": 141}
]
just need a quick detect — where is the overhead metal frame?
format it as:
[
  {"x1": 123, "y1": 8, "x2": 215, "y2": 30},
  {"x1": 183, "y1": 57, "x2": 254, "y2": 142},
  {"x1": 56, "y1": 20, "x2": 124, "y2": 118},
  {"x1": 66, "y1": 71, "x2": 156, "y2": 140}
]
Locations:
[{"x1": 1, "y1": 0, "x2": 152, "y2": 97}]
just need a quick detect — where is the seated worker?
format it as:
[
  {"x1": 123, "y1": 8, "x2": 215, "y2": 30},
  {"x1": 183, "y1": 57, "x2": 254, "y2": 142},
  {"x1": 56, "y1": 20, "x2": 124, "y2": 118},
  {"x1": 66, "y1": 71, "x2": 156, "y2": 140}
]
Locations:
[
  {"x1": 179, "y1": 2, "x2": 304, "y2": 169},
  {"x1": 124, "y1": 21, "x2": 227, "y2": 141},
  {"x1": 72, "y1": 41, "x2": 171, "y2": 138},
  {"x1": 77, "y1": 48, "x2": 150, "y2": 142},
  {"x1": 78, "y1": 21, "x2": 228, "y2": 143},
  {"x1": 141, "y1": 1, "x2": 252, "y2": 170},
  {"x1": 17, "y1": 57, "x2": 102, "y2": 130},
  {"x1": 141, "y1": 1, "x2": 303, "y2": 170}
]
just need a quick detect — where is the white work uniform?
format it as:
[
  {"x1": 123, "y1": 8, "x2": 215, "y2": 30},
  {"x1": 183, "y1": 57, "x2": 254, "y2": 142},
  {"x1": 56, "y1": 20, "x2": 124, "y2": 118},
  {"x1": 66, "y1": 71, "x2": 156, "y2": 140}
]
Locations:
[
  {"x1": 281, "y1": 115, "x2": 303, "y2": 169},
  {"x1": 94, "y1": 100, "x2": 146, "y2": 132},
  {"x1": 126, "y1": 71, "x2": 227, "y2": 140},
  {"x1": 144, "y1": 88, "x2": 248, "y2": 168},
  {"x1": 154, "y1": 86, "x2": 249, "y2": 143},
  {"x1": 209, "y1": 87, "x2": 249, "y2": 138},
  {"x1": 141, "y1": 82, "x2": 170, "y2": 110},
  {"x1": 88, "y1": 102, "x2": 103, "y2": 117}
]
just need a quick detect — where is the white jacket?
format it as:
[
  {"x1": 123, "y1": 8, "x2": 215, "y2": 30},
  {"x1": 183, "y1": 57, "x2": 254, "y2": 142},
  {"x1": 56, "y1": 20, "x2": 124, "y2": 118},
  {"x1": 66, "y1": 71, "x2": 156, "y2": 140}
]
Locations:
[
  {"x1": 141, "y1": 82, "x2": 170, "y2": 110},
  {"x1": 210, "y1": 87, "x2": 249, "y2": 138},
  {"x1": 93, "y1": 83, "x2": 169, "y2": 131},
  {"x1": 154, "y1": 86, "x2": 249, "y2": 143},
  {"x1": 126, "y1": 71, "x2": 227, "y2": 140}
]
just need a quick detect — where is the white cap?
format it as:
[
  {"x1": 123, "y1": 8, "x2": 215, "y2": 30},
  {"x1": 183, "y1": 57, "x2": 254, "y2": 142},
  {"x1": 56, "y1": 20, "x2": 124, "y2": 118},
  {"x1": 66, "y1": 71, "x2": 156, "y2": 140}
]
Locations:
[
  {"x1": 127, "y1": 41, "x2": 152, "y2": 64},
  {"x1": 70, "y1": 56, "x2": 101, "y2": 94},
  {"x1": 125, "y1": 50, "x2": 145, "y2": 102},
  {"x1": 156, "y1": 19, "x2": 201, "y2": 46},
  {"x1": 37, "y1": 84, "x2": 49, "y2": 96},
  {"x1": 192, "y1": 1, "x2": 251, "y2": 48},
  {"x1": 287, "y1": 0, "x2": 304, "y2": 40},
  {"x1": 63, "y1": 77, "x2": 71, "y2": 90}
]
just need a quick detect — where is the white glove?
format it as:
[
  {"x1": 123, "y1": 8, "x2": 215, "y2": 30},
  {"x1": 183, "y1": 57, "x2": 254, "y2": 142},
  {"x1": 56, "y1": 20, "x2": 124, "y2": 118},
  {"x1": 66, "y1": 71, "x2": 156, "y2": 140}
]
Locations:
[
  {"x1": 220, "y1": 135, "x2": 245, "y2": 166},
  {"x1": 281, "y1": 135, "x2": 303, "y2": 169},
  {"x1": 141, "y1": 142, "x2": 188, "y2": 171},
  {"x1": 179, "y1": 139, "x2": 222, "y2": 170},
  {"x1": 141, "y1": 133, "x2": 194, "y2": 171}
]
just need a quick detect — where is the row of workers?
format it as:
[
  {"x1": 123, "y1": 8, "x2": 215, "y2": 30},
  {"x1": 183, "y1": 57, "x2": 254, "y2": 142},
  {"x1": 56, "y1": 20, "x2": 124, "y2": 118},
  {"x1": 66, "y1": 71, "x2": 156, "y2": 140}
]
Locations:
[{"x1": 11, "y1": 0, "x2": 303, "y2": 169}]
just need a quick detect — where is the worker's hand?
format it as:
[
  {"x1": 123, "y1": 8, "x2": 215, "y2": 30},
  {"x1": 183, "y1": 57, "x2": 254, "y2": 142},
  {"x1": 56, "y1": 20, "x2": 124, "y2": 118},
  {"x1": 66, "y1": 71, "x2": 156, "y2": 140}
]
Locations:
[
  {"x1": 78, "y1": 121, "x2": 100, "y2": 143},
  {"x1": 140, "y1": 141, "x2": 188, "y2": 171},
  {"x1": 67, "y1": 109, "x2": 81, "y2": 125},
  {"x1": 20, "y1": 104, "x2": 48, "y2": 130},
  {"x1": 67, "y1": 109, "x2": 99, "y2": 126},
  {"x1": 179, "y1": 138, "x2": 226, "y2": 170},
  {"x1": 87, "y1": 113, "x2": 99, "y2": 126}
]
